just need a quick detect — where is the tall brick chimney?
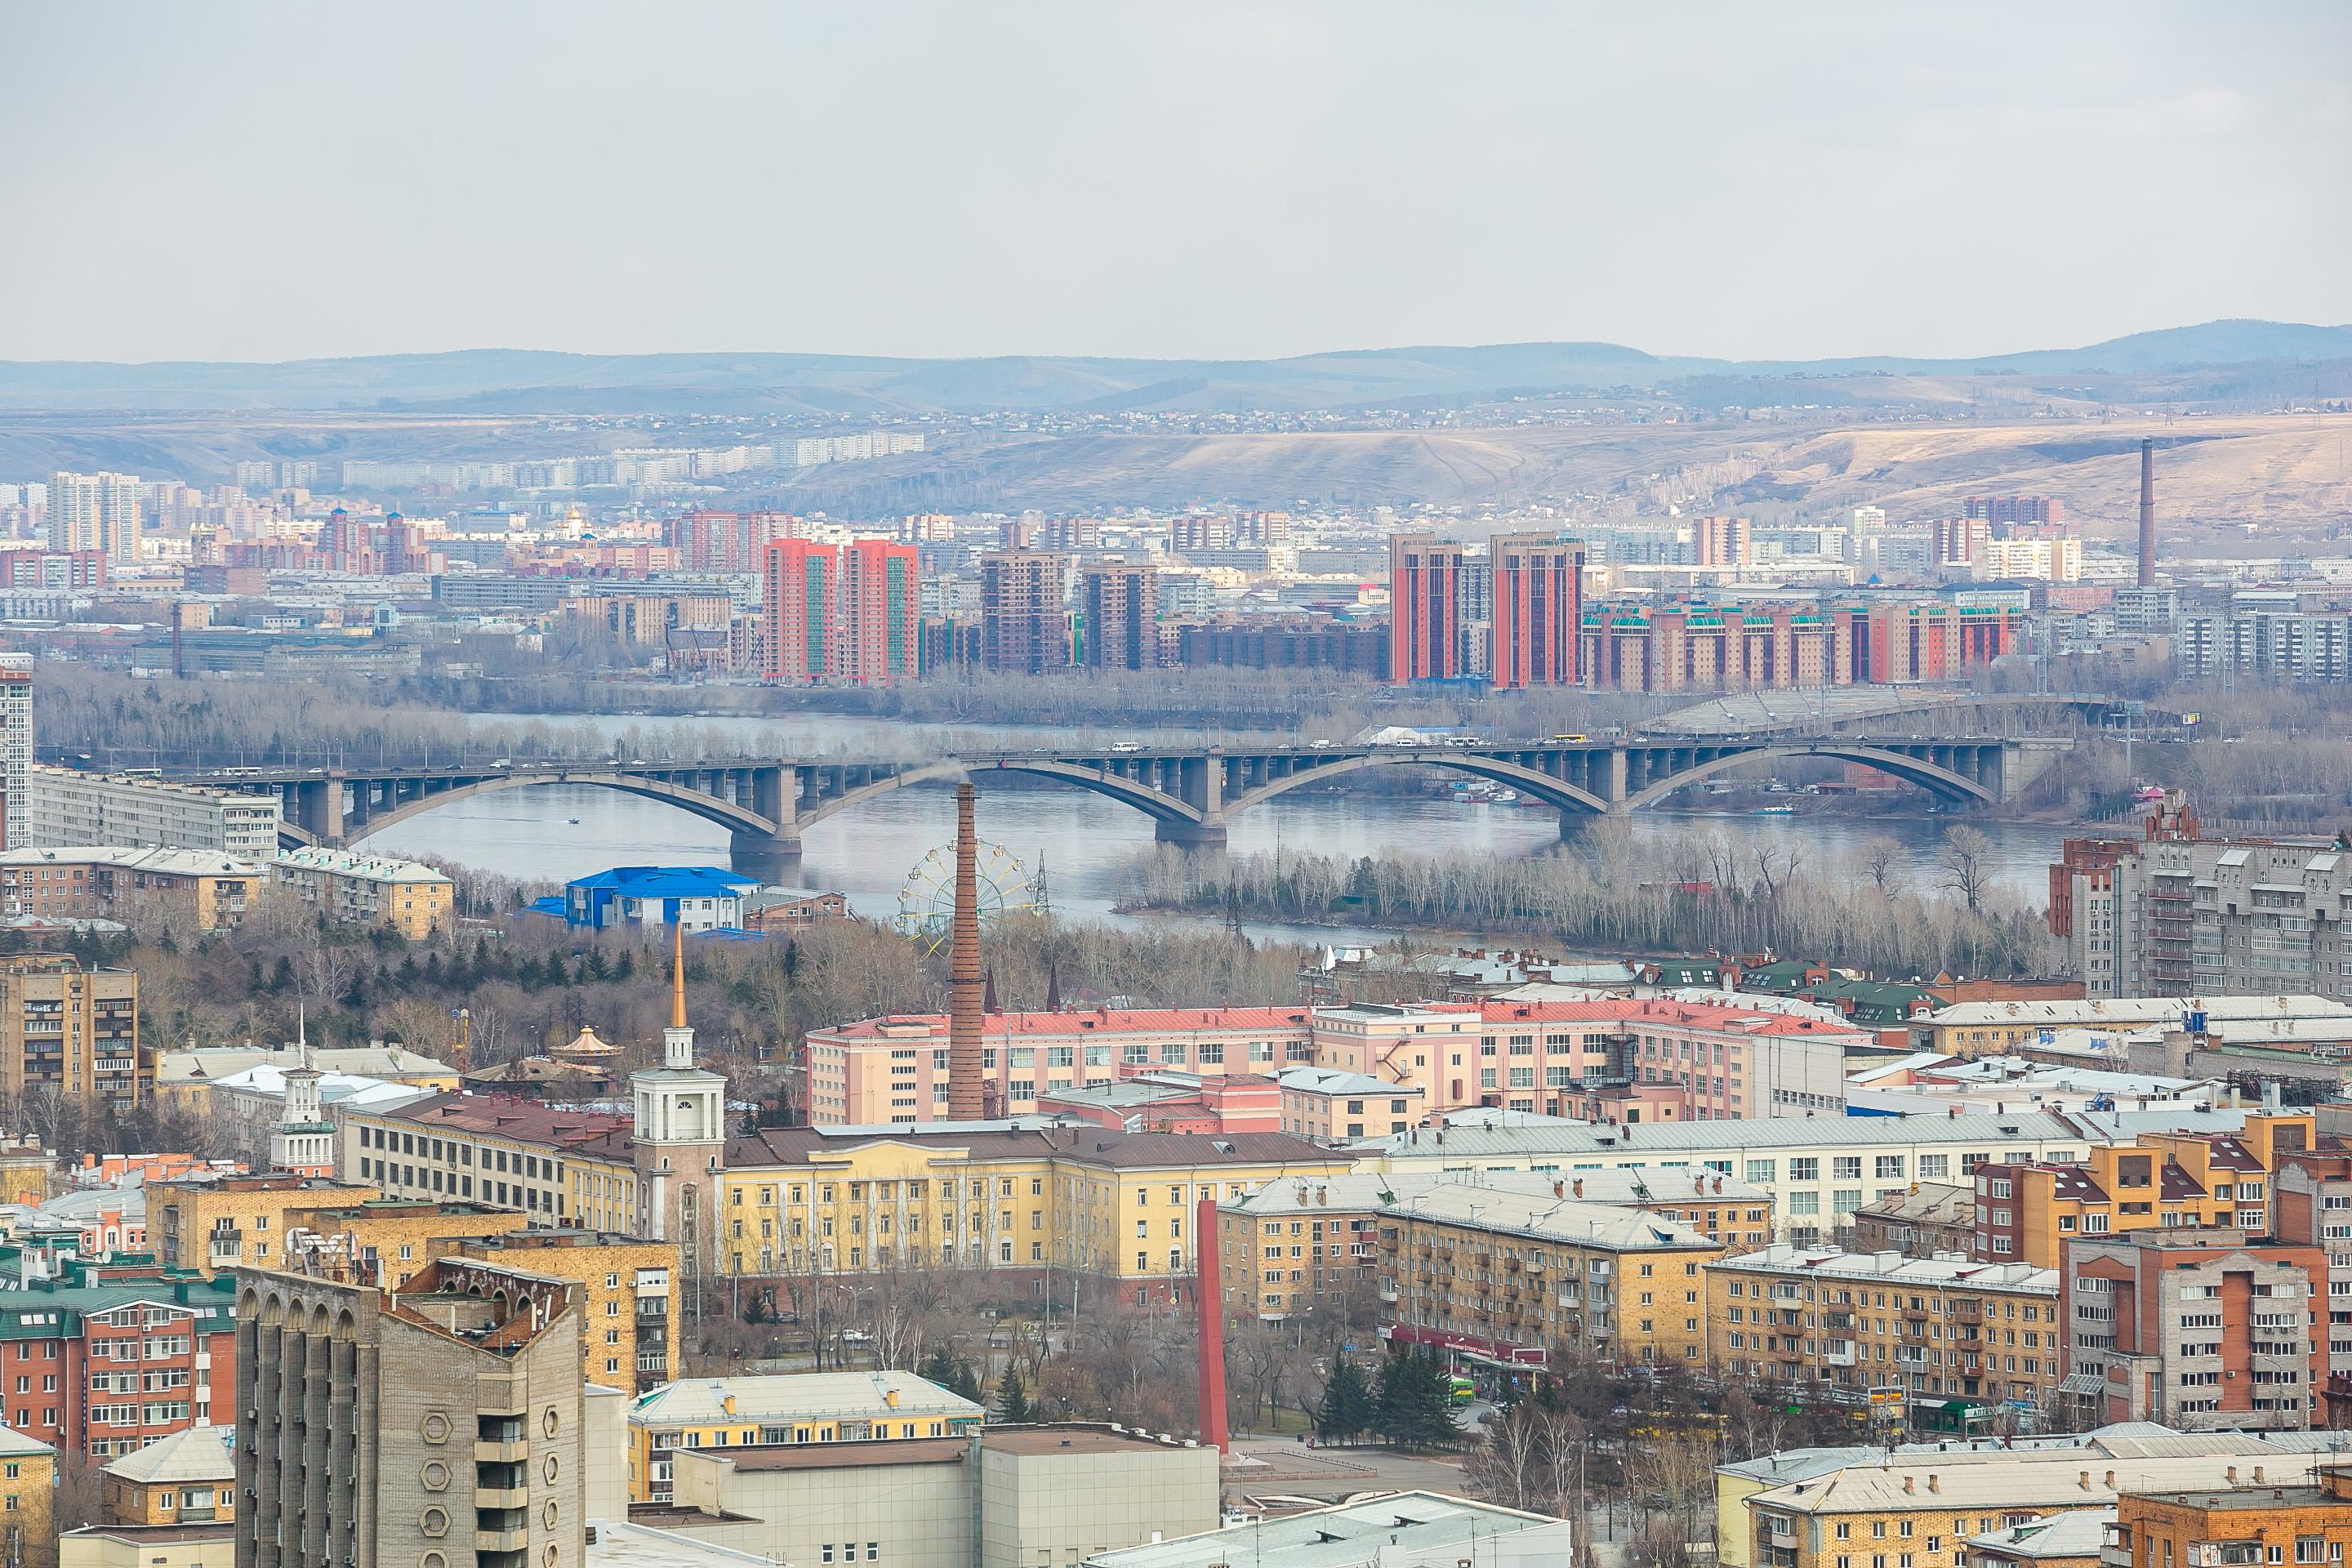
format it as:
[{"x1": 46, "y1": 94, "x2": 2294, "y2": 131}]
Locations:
[
  {"x1": 947, "y1": 781, "x2": 987, "y2": 1120},
  {"x1": 2137, "y1": 437, "x2": 2156, "y2": 588},
  {"x1": 1194, "y1": 1194, "x2": 1230, "y2": 1452}
]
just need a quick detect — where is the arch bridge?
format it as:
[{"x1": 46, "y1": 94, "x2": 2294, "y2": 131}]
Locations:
[{"x1": 148, "y1": 732, "x2": 2069, "y2": 880}]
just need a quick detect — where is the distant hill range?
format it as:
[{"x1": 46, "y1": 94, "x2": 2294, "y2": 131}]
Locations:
[{"x1": 2, "y1": 318, "x2": 2348, "y2": 413}]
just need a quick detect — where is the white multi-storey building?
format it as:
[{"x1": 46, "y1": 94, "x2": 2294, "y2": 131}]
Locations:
[
  {"x1": 0, "y1": 656, "x2": 27, "y2": 850},
  {"x1": 1352, "y1": 1106, "x2": 2258, "y2": 1246},
  {"x1": 48, "y1": 470, "x2": 141, "y2": 564},
  {"x1": 29, "y1": 764, "x2": 282, "y2": 858}
]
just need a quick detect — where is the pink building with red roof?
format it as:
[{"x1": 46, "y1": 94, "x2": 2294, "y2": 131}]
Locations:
[{"x1": 803, "y1": 995, "x2": 1862, "y2": 1128}]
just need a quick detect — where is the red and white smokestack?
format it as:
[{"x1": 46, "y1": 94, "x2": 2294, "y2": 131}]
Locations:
[
  {"x1": 947, "y1": 782, "x2": 987, "y2": 1120},
  {"x1": 2137, "y1": 438, "x2": 2156, "y2": 588}
]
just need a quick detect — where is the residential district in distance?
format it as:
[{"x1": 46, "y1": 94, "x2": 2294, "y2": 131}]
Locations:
[{"x1": 4, "y1": 341, "x2": 2352, "y2": 1568}]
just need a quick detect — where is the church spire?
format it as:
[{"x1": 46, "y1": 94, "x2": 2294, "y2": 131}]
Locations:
[{"x1": 663, "y1": 920, "x2": 696, "y2": 1069}]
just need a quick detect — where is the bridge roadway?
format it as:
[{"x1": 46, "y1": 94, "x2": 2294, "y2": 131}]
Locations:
[{"x1": 151, "y1": 733, "x2": 2074, "y2": 882}]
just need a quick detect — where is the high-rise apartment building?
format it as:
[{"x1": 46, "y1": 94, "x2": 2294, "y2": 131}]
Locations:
[
  {"x1": 838, "y1": 537, "x2": 919, "y2": 684},
  {"x1": 670, "y1": 510, "x2": 799, "y2": 571},
  {"x1": 2056, "y1": 830, "x2": 2352, "y2": 1000},
  {"x1": 1965, "y1": 496, "x2": 2065, "y2": 526},
  {"x1": 764, "y1": 539, "x2": 919, "y2": 684},
  {"x1": 48, "y1": 472, "x2": 140, "y2": 566},
  {"x1": 233, "y1": 1262, "x2": 586, "y2": 1568},
  {"x1": 1491, "y1": 534, "x2": 1582, "y2": 689},
  {"x1": 1695, "y1": 514, "x2": 1751, "y2": 567},
  {"x1": 0, "y1": 655, "x2": 28, "y2": 850},
  {"x1": 1080, "y1": 562, "x2": 1160, "y2": 671},
  {"x1": 0, "y1": 955, "x2": 139, "y2": 1108},
  {"x1": 764, "y1": 537, "x2": 834, "y2": 683},
  {"x1": 1387, "y1": 533, "x2": 1463, "y2": 682},
  {"x1": 980, "y1": 550, "x2": 1072, "y2": 674}
]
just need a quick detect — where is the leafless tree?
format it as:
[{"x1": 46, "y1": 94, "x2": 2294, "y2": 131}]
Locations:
[{"x1": 1940, "y1": 824, "x2": 1994, "y2": 914}]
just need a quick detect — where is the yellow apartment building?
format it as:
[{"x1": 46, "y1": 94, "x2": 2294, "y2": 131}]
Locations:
[
  {"x1": 1218, "y1": 1166, "x2": 1773, "y2": 1323},
  {"x1": 0, "y1": 1427, "x2": 55, "y2": 1568},
  {"x1": 443, "y1": 1229, "x2": 682, "y2": 1392},
  {"x1": 278, "y1": 1197, "x2": 528, "y2": 1287},
  {"x1": 341, "y1": 1095, "x2": 642, "y2": 1234},
  {"x1": 97, "y1": 1424, "x2": 233, "y2": 1527},
  {"x1": 1705, "y1": 1244, "x2": 2062, "y2": 1418},
  {"x1": 1746, "y1": 1453, "x2": 2324, "y2": 1568},
  {"x1": 1976, "y1": 1112, "x2": 2314, "y2": 1266},
  {"x1": 269, "y1": 848, "x2": 453, "y2": 940},
  {"x1": 148, "y1": 1174, "x2": 380, "y2": 1279},
  {"x1": 1379, "y1": 1183, "x2": 1724, "y2": 1367}
]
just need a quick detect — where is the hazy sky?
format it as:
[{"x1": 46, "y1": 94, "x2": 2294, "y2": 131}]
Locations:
[{"x1": 2, "y1": 2, "x2": 2346, "y2": 365}]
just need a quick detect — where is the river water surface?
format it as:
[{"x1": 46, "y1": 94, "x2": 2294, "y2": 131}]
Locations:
[{"x1": 359, "y1": 711, "x2": 2074, "y2": 946}]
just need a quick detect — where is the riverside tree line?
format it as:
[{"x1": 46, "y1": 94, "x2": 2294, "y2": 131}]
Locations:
[{"x1": 1117, "y1": 817, "x2": 2054, "y2": 978}]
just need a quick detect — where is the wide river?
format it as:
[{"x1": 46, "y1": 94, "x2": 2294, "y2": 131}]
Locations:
[{"x1": 361, "y1": 711, "x2": 2074, "y2": 947}]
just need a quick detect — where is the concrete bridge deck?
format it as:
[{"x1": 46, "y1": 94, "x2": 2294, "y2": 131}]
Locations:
[{"x1": 126, "y1": 732, "x2": 2074, "y2": 881}]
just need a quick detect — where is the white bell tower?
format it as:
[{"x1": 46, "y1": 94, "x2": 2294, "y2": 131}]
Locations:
[
  {"x1": 270, "y1": 1011, "x2": 335, "y2": 1177},
  {"x1": 633, "y1": 924, "x2": 728, "y2": 1280}
]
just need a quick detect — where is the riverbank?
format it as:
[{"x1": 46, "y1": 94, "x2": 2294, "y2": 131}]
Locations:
[{"x1": 1106, "y1": 830, "x2": 2054, "y2": 980}]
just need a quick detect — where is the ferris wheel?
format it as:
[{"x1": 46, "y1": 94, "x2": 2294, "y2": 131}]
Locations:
[{"x1": 894, "y1": 839, "x2": 1034, "y2": 954}]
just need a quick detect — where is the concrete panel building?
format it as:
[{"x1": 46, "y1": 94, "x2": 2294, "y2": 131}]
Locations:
[
  {"x1": 231, "y1": 1260, "x2": 586, "y2": 1568},
  {"x1": 28, "y1": 768, "x2": 282, "y2": 859},
  {"x1": 0, "y1": 656, "x2": 30, "y2": 852},
  {"x1": 657, "y1": 1426, "x2": 1218, "y2": 1568},
  {"x1": 2063, "y1": 1227, "x2": 2331, "y2": 1430}
]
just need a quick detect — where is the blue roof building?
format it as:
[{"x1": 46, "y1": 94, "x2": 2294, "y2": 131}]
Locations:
[{"x1": 563, "y1": 866, "x2": 760, "y2": 931}]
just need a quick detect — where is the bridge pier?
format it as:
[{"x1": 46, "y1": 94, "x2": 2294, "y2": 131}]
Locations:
[
  {"x1": 730, "y1": 831, "x2": 802, "y2": 886},
  {"x1": 1154, "y1": 819, "x2": 1228, "y2": 851}
]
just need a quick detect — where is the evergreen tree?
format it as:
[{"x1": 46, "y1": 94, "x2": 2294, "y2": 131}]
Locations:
[
  {"x1": 994, "y1": 1366, "x2": 1036, "y2": 1424},
  {"x1": 585, "y1": 949, "x2": 609, "y2": 982},
  {"x1": 917, "y1": 1348, "x2": 983, "y2": 1404},
  {"x1": 1315, "y1": 1355, "x2": 1376, "y2": 1444},
  {"x1": 1372, "y1": 1347, "x2": 1460, "y2": 1450},
  {"x1": 613, "y1": 950, "x2": 635, "y2": 983},
  {"x1": 516, "y1": 956, "x2": 544, "y2": 990},
  {"x1": 246, "y1": 956, "x2": 265, "y2": 996},
  {"x1": 269, "y1": 955, "x2": 295, "y2": 993}
]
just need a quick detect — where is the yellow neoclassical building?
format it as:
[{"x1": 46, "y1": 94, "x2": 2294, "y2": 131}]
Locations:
[{"x1": 715, "y1": 1126, "x2": 1356, "y2": 1304}]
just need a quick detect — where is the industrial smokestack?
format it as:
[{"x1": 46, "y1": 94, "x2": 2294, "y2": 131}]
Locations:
[
  {"x1": 1193, "y1": 1195, "x2": 1231, "y2": 1452},
  {"x1": 947, "y1": 782, "x2": 987, "y2": 1120},
  {"x1": 2137, "y1": 437, "x2": 2156, "y2": 587}
]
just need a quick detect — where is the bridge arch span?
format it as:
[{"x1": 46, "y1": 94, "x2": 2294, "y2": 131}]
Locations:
[
  {"x1": 793, "y1": 758, "x2": 1207, "y2": 834},
  {"x1": 1222, "y1": 750, "x2": 1610, "y2": 820},
  {"x1": 1617, "y1": 743, "x2": 1995, "y2": 813},
  {"x1": 306, "y1": 769, "x2": 781, "y2": 850}
]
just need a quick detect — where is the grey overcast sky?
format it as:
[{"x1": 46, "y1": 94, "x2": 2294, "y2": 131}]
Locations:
[{"x1": 2, "y1": 2, "x2": 2345, "y2": 366}]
